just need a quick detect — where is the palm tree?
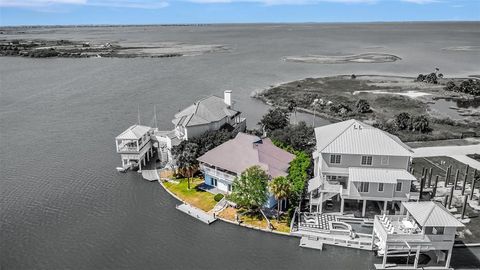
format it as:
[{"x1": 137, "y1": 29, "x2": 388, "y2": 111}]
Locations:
[
  {"x1": 268, "y1": 176, "x2": 292, "y2": 220},
  {"x1": 177, "y1": 142, "x2": 199, "y2": 189},
  {"x1": 287, "y1": 99, "x2": 297, "y2": 125}
]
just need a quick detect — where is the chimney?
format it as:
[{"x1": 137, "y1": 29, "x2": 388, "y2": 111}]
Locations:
[{"x1": 224, "y1": 90, "x2": 232, "y2": 107}]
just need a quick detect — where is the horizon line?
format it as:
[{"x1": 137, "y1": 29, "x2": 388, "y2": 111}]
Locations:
[{"x1": 2, "y1": 20, "x2": 479, "y2": 28}]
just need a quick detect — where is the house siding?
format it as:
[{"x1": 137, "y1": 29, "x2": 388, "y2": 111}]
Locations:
[
  {"x1": 320, "y1": 153, "x2": 410, "y2": 171},
  {"x1": 203, "y1": 172, "x2": 233, "y2": 193}
]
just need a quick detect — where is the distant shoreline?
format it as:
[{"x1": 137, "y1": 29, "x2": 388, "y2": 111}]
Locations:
[{"x1": 1, "y1": 21, "x2": 479, "y2": 29}]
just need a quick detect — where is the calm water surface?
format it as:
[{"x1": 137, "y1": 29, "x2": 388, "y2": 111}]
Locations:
[{"x1": 1, "y1": 23, "x2": 480, "y2": 270}]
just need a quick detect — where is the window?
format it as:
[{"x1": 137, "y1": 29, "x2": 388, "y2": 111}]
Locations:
[
  {"x1": 212, "y1": 178, "x2": 218, "y2": 187},
  {"x1": 432, "y1": 227, "x2": 444, "y2": 235},
  {"x1": 381, "y1": 156, "x2": 389, "y2": 165},
  {"x1": 359, "y1": 182, "x2": 369, "y2": 193},
  {"x1": 327, "y1": 175, "x2": 337, "y2": 181},
  {"x1": 378, "y1": 183, "x2": 384, "y2": 192},
  {"x1": 396, "y1": 182, "x2": 402, "y2": 192},
  {"x1": 330, "y1": 154, "x2": 341, "y2": 164},
  {"x1": 228, "y1": 184, "x2": 232, "y2": 192},
  {"x1": 361, "y1": 156, "x2": 373, "y2": 165}
]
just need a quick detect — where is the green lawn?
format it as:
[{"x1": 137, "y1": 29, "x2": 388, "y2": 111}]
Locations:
[{"x1": 163, "y1": 178, "x2": 217, "y2": 212}]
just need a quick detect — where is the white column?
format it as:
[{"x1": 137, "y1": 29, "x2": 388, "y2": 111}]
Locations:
[
  {"x1": 383, "y1": 200, "x2": 388, "y2": 214},
  {"x1": 382, "y1": 245, "x2": 388, "y2": 268},
  {"x1": 445, "y1": 248, "x2": 453, "y2": 268},
  {"x1": 115, "y1": 140, "x2": 119, "y2": 152},
  {"x1": 319, "y1": 192, "x2": 324, "y2": 214},
  {"x1": 309, "y1": 193, "x2": 313, "y2": 212},
  {"x1": 139, "y1": 159, "x2": 142, "y2": 171},
  {"x1": 340, "y1": 198, "x2": 345, "y2": 214},
  {"x1": 413, "y1": 246, "x2": 421, "y2": 269},
  {"x1": 362, "y1": 199, "x2": 367, "y2": 217}
]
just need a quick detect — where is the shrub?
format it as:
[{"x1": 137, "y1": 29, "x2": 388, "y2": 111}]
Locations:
[
  {"x1": 395, "y1": 112, "x2": 411, "y2": 130},
  {"x1": 355, "y1": 99, "x2": 371, "y2": 113},
  {"x1": 214, "y1": 193, "x2": 224, "y2": 202}
]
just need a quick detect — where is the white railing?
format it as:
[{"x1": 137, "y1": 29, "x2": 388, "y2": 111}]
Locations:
[
  {"x1": 117, "y1": 145, "x2": 139, "y2": 152},
  {"x1": 374, "y1": 215, "x2": 427, "y2": 242},
  {"x1": 201, "y1": 165, "x2": 236, "y2": 182}
]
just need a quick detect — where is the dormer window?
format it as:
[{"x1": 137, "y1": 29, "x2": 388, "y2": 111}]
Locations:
[
  {"x1": 361, "y1": 156, "x2": 373, "y2": 166},
  {"x1": 330, "y1": 154, "x2": 341, "y2": 164}
]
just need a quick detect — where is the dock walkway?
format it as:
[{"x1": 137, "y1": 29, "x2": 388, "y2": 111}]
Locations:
[
  {"x1": 176, "y1": 203, "x2": 218, "y2": 224},
  {"x1": 141, "y1": 170, "x2": 159, "y2": 182},
  {"x1": 300, "y1": 236, "x2": 324, "y2": 250}
]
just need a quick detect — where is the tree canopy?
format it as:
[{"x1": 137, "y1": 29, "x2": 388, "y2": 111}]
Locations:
[
  {"x1": 229, "y1": 166, "x2": 269, "y2": 210},
  {"x1": 172, "y1": 128, "x2": 235, "y2": 166},
  {"x1": 258, "y1": 107, "x2": 290, "y2": 134},
  {"x1": 355, "y1": 99, "x2": 371, "y2": 113},
  {"x1": 286, "y1": 151, "x2": 311, "y2": 204},
  {"x1": 270, "y1": 121, "x2": 315, "y2": 154}
]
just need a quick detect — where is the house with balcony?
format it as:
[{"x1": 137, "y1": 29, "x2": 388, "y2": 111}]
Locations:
[
  {"x1": 307, "y1": 119, "x2": 417, "y2": 216},
  {"x1": 115, "y1": 124, "x2": 155, "y2": 171},
  {"x1": 197, "y1": 132, "x2": 295, "y2": 208},
  {"x1": 373, "y1": 201, "x2": 464, "y2": 270},
  {"x1": 155, "y1": 90, "x2": 246, "y2": 166}
]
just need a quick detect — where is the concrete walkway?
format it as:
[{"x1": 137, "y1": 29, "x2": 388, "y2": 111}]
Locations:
[
  {"x1": 141, "y1": 170, "x2": 160, "y2": 182},
  {"x1": 176, "y1": 203, "x2": 217, "y2": 224},
  {"x1": 413, "y1": 144, "x2": 480, "y2": 170}
]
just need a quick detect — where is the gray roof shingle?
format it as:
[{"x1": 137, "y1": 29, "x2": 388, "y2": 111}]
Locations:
[
  {"x1": 197, "y1": 133, "x2": 295, "y2": 178},
  {"x1": 172, "y1": 95, "x2": 239, "y2": 127}
]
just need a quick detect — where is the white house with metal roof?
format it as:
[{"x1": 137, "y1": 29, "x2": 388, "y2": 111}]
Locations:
[
  {"x1": 308, "y1": 119, "x2": 417, "y2": 216},
  {"x1": 115, "y1": 124, "x2": 154, "y2": 171},
  {"x1": 155, "y1": 90, "x2": 246, "y2": 166},
  {"x1": 197, "y1": 132, "x2": 295, "y2": 208},
  {"x1": 373, "y1": 201, "x2": 464, "y2": 269}
]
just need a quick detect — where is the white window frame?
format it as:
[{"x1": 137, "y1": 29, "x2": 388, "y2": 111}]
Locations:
[
  {"x1": 330, "y1": 154, "x2": 341, "y2": 164},
  {"x1": 212, "y1": 178, "x2": 218, "y2": 187},
  {"x1": 228, "y1": 184, "x2": 232, "y2": 192},
  {"x1": 396, "y1": 182, "x2": 402, "y2": 192},
  {"x1": 381, "y1": 156, "x2": 390, "y2": 165},
  {"x1": 361, "y1": 156, "x2": 373, "y2": 166},
  {"x1": 378, "y1": 183, "x2": 384, "y2": 192},
  {"x1": 359, "y1": 182, "x2": 369, "y2": 193}
]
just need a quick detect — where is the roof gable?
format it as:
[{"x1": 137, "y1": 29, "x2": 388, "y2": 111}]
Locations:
[
  {"x1": 403, "y1": 201, "x2": 464, "y2": 228},
  {"x1": 315, "y1": 119, "x2": 412, "y2": 156},
  {"x1": 173, "y1": 95, "x2": 239, "y2": 127},
  {"x1": 116, "y1": 125, "x2": 151, "y2": 140},
  {"x1": 197, "y1": 133, "x2": 295, "y2": 177}
]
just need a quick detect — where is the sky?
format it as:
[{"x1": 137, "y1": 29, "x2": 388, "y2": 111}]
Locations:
[{"x1": 0, "y1": 0, "x2": 479, "y2": 26}]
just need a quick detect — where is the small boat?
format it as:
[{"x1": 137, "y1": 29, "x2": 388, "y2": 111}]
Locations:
[{"x1": 116, "y1": 167, "x2": 128, "y2": 173}]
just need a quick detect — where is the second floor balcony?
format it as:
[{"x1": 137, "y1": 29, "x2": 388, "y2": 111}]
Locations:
[{"x1": 200, "y1": 164, "x2": 236, "y2": 182}]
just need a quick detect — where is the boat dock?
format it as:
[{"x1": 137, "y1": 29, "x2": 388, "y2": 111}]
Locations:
[
  {"x1": 300, "y1": 236, "x2": 324, "y2": 250},
  {"x1": 176, "y1": 203, "x2": 218, "y2": 224},
  {"x1": 141, "y1": 170, "x2": 159, "y2": 182}
]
